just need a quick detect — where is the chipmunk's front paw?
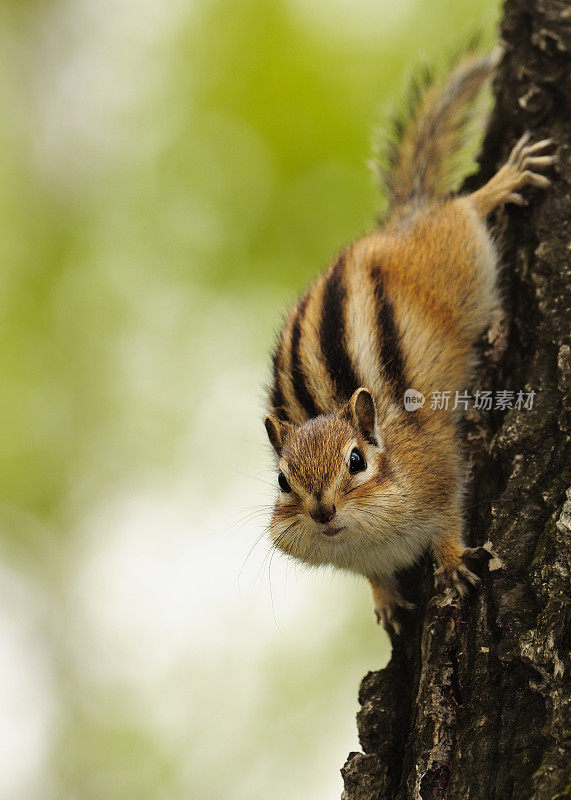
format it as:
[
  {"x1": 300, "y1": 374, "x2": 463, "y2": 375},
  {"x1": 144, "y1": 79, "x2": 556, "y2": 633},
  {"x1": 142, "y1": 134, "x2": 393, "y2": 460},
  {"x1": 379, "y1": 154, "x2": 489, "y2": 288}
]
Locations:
[
  {"x1": 374, "y1": 596, "x2": 415, "y2": 635},
  {"x1": 434, "y1": 547, "x2": 482, "y2": 597}
]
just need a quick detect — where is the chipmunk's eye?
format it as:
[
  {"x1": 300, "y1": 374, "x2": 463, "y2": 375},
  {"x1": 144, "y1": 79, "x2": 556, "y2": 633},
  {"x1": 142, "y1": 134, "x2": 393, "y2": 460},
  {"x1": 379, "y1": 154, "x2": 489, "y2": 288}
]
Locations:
[
  {"x1": 349, "y1": 447, "x2": 367, "y2": 474},
  {"x1": 278, "y1": 471, "x2": 291, "y2": 493}
]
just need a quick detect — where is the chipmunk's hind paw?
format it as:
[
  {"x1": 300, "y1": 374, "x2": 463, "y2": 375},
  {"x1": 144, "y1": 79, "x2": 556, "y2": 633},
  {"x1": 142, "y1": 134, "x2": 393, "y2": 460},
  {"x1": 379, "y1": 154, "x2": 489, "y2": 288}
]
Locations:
[
  {"x1": 501, "y1": 133, "x2": 556, "y2": 205},
  {"x1": 470, "y1": 134, "x2": 556, "y2": 215}
]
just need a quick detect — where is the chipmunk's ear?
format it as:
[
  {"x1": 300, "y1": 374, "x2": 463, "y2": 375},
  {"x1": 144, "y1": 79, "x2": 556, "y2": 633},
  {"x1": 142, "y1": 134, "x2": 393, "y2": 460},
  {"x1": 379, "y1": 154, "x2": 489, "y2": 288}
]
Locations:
[
  {"x1": 264, "y1": 414, "x2": 292, "y2": 456},
  {"x1": 343, "y1": 388, "x2": 377, "y2": 445}
]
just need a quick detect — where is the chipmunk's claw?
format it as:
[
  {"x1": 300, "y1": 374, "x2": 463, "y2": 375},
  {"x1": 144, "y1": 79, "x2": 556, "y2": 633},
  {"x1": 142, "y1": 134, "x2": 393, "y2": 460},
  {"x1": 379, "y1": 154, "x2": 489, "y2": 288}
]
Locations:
[
  {"x1": 501, "y1": 133, "x2": 556, "y2": 203},
  {"x1": 471, "y1": 134, "x2": 556, "y2": 216},
  {"x1": 435, "y1": 548, "x2": 483, "y2": 597},
  {"x1": 374, "y1": 597, "x2": 415, "y2": 635}
]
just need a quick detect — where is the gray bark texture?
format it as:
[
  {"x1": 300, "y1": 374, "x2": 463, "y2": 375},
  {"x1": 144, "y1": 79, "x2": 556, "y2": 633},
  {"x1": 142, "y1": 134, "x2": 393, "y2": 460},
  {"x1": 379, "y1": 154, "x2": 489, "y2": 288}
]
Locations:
[{"x1": 341, "y1": 2, "x2": 570, "y2": 799}]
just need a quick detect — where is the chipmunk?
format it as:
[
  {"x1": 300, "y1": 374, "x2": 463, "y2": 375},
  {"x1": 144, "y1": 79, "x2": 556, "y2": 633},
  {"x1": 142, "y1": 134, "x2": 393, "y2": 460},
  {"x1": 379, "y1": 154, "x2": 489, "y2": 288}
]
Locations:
[{"x1": 262, "y1": 50, "x2": 555, "y2": 632}]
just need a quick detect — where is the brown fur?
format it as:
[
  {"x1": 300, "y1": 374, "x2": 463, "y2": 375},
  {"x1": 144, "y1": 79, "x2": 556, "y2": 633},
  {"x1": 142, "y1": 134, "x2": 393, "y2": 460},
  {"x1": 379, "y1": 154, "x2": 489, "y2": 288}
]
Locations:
[
  {"x1": 380, "y1": 50, "x2": 499, "y2": 214},
  {"x1": 263, "y1": 55, "x2": 555, "y2": 630}
]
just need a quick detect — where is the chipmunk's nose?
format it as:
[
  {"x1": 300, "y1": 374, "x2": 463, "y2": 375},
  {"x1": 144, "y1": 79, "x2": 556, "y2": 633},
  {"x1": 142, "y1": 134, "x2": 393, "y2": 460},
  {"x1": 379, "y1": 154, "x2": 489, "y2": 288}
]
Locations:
[{"x1": 310, "y1": 503, "x2": 336, "y2": 525}]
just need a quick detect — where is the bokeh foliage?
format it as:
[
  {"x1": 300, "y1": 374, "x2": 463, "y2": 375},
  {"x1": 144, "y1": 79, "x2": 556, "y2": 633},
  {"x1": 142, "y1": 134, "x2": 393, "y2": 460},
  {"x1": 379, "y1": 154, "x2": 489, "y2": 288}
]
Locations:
[{"x1": 0, "y1": 1, "x2": 500, "y2": 798}]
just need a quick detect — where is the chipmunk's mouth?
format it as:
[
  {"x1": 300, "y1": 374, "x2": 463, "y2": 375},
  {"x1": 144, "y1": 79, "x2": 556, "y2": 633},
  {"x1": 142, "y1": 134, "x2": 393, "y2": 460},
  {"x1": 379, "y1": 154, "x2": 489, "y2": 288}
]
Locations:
[{"x1": 322, "y1": 526, "x2": 344, "y2": 537}]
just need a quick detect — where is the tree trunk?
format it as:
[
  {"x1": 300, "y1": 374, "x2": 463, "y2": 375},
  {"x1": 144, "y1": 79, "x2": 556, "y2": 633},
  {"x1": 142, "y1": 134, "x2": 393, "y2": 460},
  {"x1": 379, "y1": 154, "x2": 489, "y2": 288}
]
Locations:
[{"x1": 341, "y1": 2, "x2": 570, "y2": 798}]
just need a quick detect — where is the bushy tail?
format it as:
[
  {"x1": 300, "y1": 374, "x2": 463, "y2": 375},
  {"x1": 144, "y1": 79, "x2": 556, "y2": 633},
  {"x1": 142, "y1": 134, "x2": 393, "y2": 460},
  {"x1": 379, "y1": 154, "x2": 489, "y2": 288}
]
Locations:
[{"x1": 376, "y1": 48, "x2": 499, "y2": 215}]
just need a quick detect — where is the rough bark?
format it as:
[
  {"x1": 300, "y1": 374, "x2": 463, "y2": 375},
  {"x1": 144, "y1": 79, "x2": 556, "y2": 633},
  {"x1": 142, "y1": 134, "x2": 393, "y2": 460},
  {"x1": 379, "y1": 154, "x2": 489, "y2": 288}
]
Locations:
[{"x1": 341, "y1": 2, "x2": 570, "y2": 798}]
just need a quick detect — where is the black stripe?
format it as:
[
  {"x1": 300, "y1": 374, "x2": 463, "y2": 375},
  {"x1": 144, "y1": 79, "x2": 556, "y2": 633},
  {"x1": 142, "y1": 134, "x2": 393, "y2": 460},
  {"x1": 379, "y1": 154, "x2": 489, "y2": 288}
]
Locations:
[
  {"x1": 319, "y1": 255, "x2": 360, "y2": 402},
  {"x1": 372, "y1": 266, "x2": 408, "y2": 403},
  {"x1": 290, "y1": 295, "x2": 320, "y2": 419},
  {"x1": 270, "y1": 347, "x2": 289, "y2": 421}
]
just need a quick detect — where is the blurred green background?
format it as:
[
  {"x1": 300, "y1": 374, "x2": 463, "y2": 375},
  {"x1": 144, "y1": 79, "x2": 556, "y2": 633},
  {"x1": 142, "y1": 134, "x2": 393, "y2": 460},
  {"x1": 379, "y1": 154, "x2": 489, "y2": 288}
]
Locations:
[{"x1": 0, "y1": 0, "x2": 500, "y2": 798}]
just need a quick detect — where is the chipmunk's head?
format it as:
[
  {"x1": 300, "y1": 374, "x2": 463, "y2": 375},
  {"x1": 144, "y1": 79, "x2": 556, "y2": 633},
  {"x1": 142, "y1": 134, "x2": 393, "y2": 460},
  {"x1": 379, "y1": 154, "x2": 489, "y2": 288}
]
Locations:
[{"x1": 264, "y1": 388, "x2": 404, "y2": 573}]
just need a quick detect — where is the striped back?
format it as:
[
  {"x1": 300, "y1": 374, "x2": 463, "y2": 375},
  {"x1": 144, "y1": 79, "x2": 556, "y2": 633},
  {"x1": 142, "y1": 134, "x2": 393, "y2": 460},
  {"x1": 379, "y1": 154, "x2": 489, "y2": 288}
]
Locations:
[{"x1": 269, "y1": 243, "x2": 409, "y2": 425}]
